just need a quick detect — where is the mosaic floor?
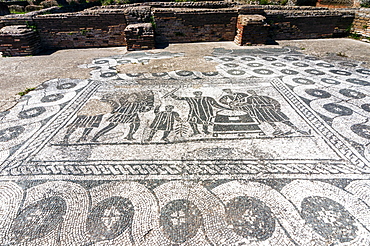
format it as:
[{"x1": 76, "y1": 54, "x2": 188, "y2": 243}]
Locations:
[{"x1": 1, "y1": 47, "x2": 370, "y2": 245}]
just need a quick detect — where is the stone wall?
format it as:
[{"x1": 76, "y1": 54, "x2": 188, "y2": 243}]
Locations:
[
  {"x1": 0, "y1": 25, "x2": 41, "y2": 56},
  {"x1": 265, "y1": 9, "x2": 355, "y2": 39},
  {"x1": 352, "y1": 8, "x2": 370, "y2": 37},
  {"x1": 154, "y1": 8, "x2": 238, "y2": 44},
  {"x1": 33, "y1": 10, "x2": 128, "y2": 49},
  {"x1": 234, "y1": 14, "x2": 270, "y2": 45},
  {"x1": 124, "y1": 23, "x2": 154, "y2": 50},
  {"x1": 316, "y1": 0, "x2": 358, "y2": 8},
  {"x1": 0, "y1": 3, "x2": 364, "y2": 56}
]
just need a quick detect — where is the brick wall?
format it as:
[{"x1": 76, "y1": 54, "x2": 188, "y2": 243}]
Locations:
[
  {"x1": 0, "y1": 25, "x2": 41, "y2": 56},
  {"x1": 352, "y1": 9, "x2": 370, "y2": 37},
  {"x1": 234, "y1": 15, "x2": 269, "y2": 45},
  {"x1": 33, "y1": 10, "x2": 127, "y2": 49},
  {"x1": 265, "y1": 9, "x2": 355, "y2": 39},
  {"x1": 316, "y1": 0, "x2": 358, "y2": 8},
  {"x1": 0, "y1": 3, "x2": 363, "y2": 56},
  {"x1": 154, "y1": 8, "x2": 238, "y2": 44}
]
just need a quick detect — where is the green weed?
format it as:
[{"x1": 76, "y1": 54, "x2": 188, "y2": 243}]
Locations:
[{"x1": 18, "y1": 88, "x2": 36, "y2": 96}]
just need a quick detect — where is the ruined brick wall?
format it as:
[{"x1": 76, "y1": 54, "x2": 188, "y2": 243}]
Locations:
[
  {"x1": 0, "y1": 3, "x2": 362, "y2": 55},
  {"x1": 234, "y1": 15, "x2": 270, "y2": 45},
  {"x1": 352, "y1": 9, "x2": 370, "y2": 37},
  {"x1": 316, "y1": 0, "x2": 357, "y2": 8},
  {"x1": 154, "y1": 8, "x2": 238, "y2": 43},
  {"x1": 0, "y1": 25, "x2": 41, "y2": 56},
  {"x1": 33, "y1": 9, "x2": 127, "y2": 49},
  {"x1": 265, "y1": 8, "x2": 355, "y2": 39}
]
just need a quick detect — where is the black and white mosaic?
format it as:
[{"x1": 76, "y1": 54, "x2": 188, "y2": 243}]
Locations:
[{"x1": 1, "y1": 48, "x2": 370, "y2": 245}]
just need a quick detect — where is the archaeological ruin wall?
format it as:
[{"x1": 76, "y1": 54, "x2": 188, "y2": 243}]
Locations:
[
  {"x1": 352, "y1": 8, "x2": 370, "y2": 37},
  {"x1": 33, "y1": 10, "x2": 128, "y2": 49},
  {"x1": 264, "y1": 7, "x2": 355, "y2": 39},
  {"x1": 154, "y1": 9, "x2": 238, "y2": 43},
  {"x1": 0, "y1": 2, "x2": 366, "y2": 56}
]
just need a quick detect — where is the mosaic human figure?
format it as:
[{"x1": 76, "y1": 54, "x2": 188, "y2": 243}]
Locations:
[
  {"x1": 241, "y1": 90, "x2": 310, "y2": 135},
  {"x1": 62, "y1": 94, "x2": 118, "y2": 143},
  {"x1": 219, "y1": 89, "x2": 250, "y2": 108},
  {"x1": 63, "y1": 114, "x2": 103, "y2": 143},
  {"x1": 170, "y1": 91, "x2": 229, "y2": 136},
  {"x1": 91, "y1": 91, "x2": 154, "y2": 142},
  {"x1": 145, "y1": 105, "x2": 182, "y2": 142}
]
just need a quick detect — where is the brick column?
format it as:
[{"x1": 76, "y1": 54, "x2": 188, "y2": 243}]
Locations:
[
  {"x1": 0, "y1": 25, "x2": 41, "y2": 56},
  {"x1": 124, "y1": 23, "x2": 155, "y2": 51},
  {"x1": 234, "y1": 15, "x2": 269, "y2": 46}
]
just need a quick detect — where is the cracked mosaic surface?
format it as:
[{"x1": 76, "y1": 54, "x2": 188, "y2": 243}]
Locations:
[{"x1": 1, "y1": 47, "x2": 370, "y2": 245}]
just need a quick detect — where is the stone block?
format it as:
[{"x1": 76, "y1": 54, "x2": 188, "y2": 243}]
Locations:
[
  {"x1": 124, "y1": 23, "x2": 155, "y2": 51},
  {"x1": 234, "y1": 15, "x2": 270, "y2": 46},
  {"x1": 0, "y1": 25, "x2": 41, "y2": 56}
]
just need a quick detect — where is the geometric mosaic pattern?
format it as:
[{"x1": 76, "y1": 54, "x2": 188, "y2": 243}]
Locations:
[{"x1": 0, "y1": 47, "x2": 370, "y2": 245}]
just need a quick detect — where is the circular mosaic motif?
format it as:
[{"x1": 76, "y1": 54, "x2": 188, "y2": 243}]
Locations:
[
  {"x1": 283, "y1": 56, "x2": 299, "y2": 61},
  {"x1": 227, "y1": 70, "x2": 246, "y2": 76},
  {"x1": 301, "y1": 196, "x2": 358, "y2": 243},
  {"x1": 305, "y1": 56, "x2": 319, "y2": 61},
  {"x1": 329, "y1": 70, "x2": 351, "y2": 76},
  {"x1": 351, "y1": 124, "x2": 370, "y2": 139},
  {"x1": 56, "y1": 82, "x2": 76, "y2": 90},
  {"x1": 346, "y1": 78, "x2": 370, "y2": 86},
  {"x1": 253, "y1": 69, "x2": 274, "y2": 75},
  {"x1": 304, "y1": 69, "x2": 325, "y2": 75},
  {"x1": 271, "y1": 62, "x2": 286, "y2": 67},
  {"x1": 281, "y1": 69, "x2": 299, "y2": 75},
  {"x1": 87, "y1": 196, "x2": 134, "y2": 241},
  {"x1": 361, "y1": 104, "x2": 370, "y2": 112},
  {"x1": 225, "y1": 196, "x2": 275, "y2": 241},
  {"x1": 292, "y1": 78, "x2": 315, "y2": 85},
  {"x1": 41, "y1": 93, "x2": 64, "y2": 103},
  {"x1": 11, "y1": 196, "x2": 67, "y2": 243},
  {"x1": 246, "y1": 63, "x2": 263, "y2": 67},
  {"x1": 241, "y1": 57, "x2": 255, "y2": 61},
  {"x1": 220, "y1": 57, "x2": 234, "y2": 61},
  {"x1": 316, "y1": 63, "x2": 334, "y2": 68},
  {"x1": 94, "y1": 59, "x2": 109, "y2": 64},
  {"x1": 323, "y1": 103, "x2": 353, "y2": 116},
  {"x1": 100, "y1": 72, "x2": 117, "y2": 78},
  {"x1": 126, "y1": 73, "x2": 142, "y2": 77},
  {"x1": 321, "y1": 78, "x2": 340, "y2": 85},
  {"x1": 356, "y1": 69, "x2": 370, "y2": 75},
  {"x1": 152, "y1": 72, "x2": 168, "y2": 77},
  {"x1": 18, "y1": 107, "x2": 46, "y2": 119},
  {"x1": 305, "y1": 89, "x2": 331, "y2": 98},
  {"x1": 0, "y1": 125, "x2": 25, "y2": 142},
  {"x1": 224, "y1": 63, "x2": 239, "y2": 68},
  {"x1": 292, "y1": 62, "x2": 309, "y2": 67},
  {"x1": 262, "y1": 57, "x2": 277, "y2": 61},
  {"x1": 176, "y1": 70, "x2": 194, "y2": 76},
  {"x1": 160, "y1": 199, "x2": 202, "y2": 244},
  {"x1": 202, "y1": 71, "x2": 219, "y2": 76},
  {"x1": 339, "y1": 89, "x2": 366, "y2": 99}
]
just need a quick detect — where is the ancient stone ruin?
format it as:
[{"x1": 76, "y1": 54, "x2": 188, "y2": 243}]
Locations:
[{"x1": 0, "y1": 1, "x2": 369, "y2": 56}]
